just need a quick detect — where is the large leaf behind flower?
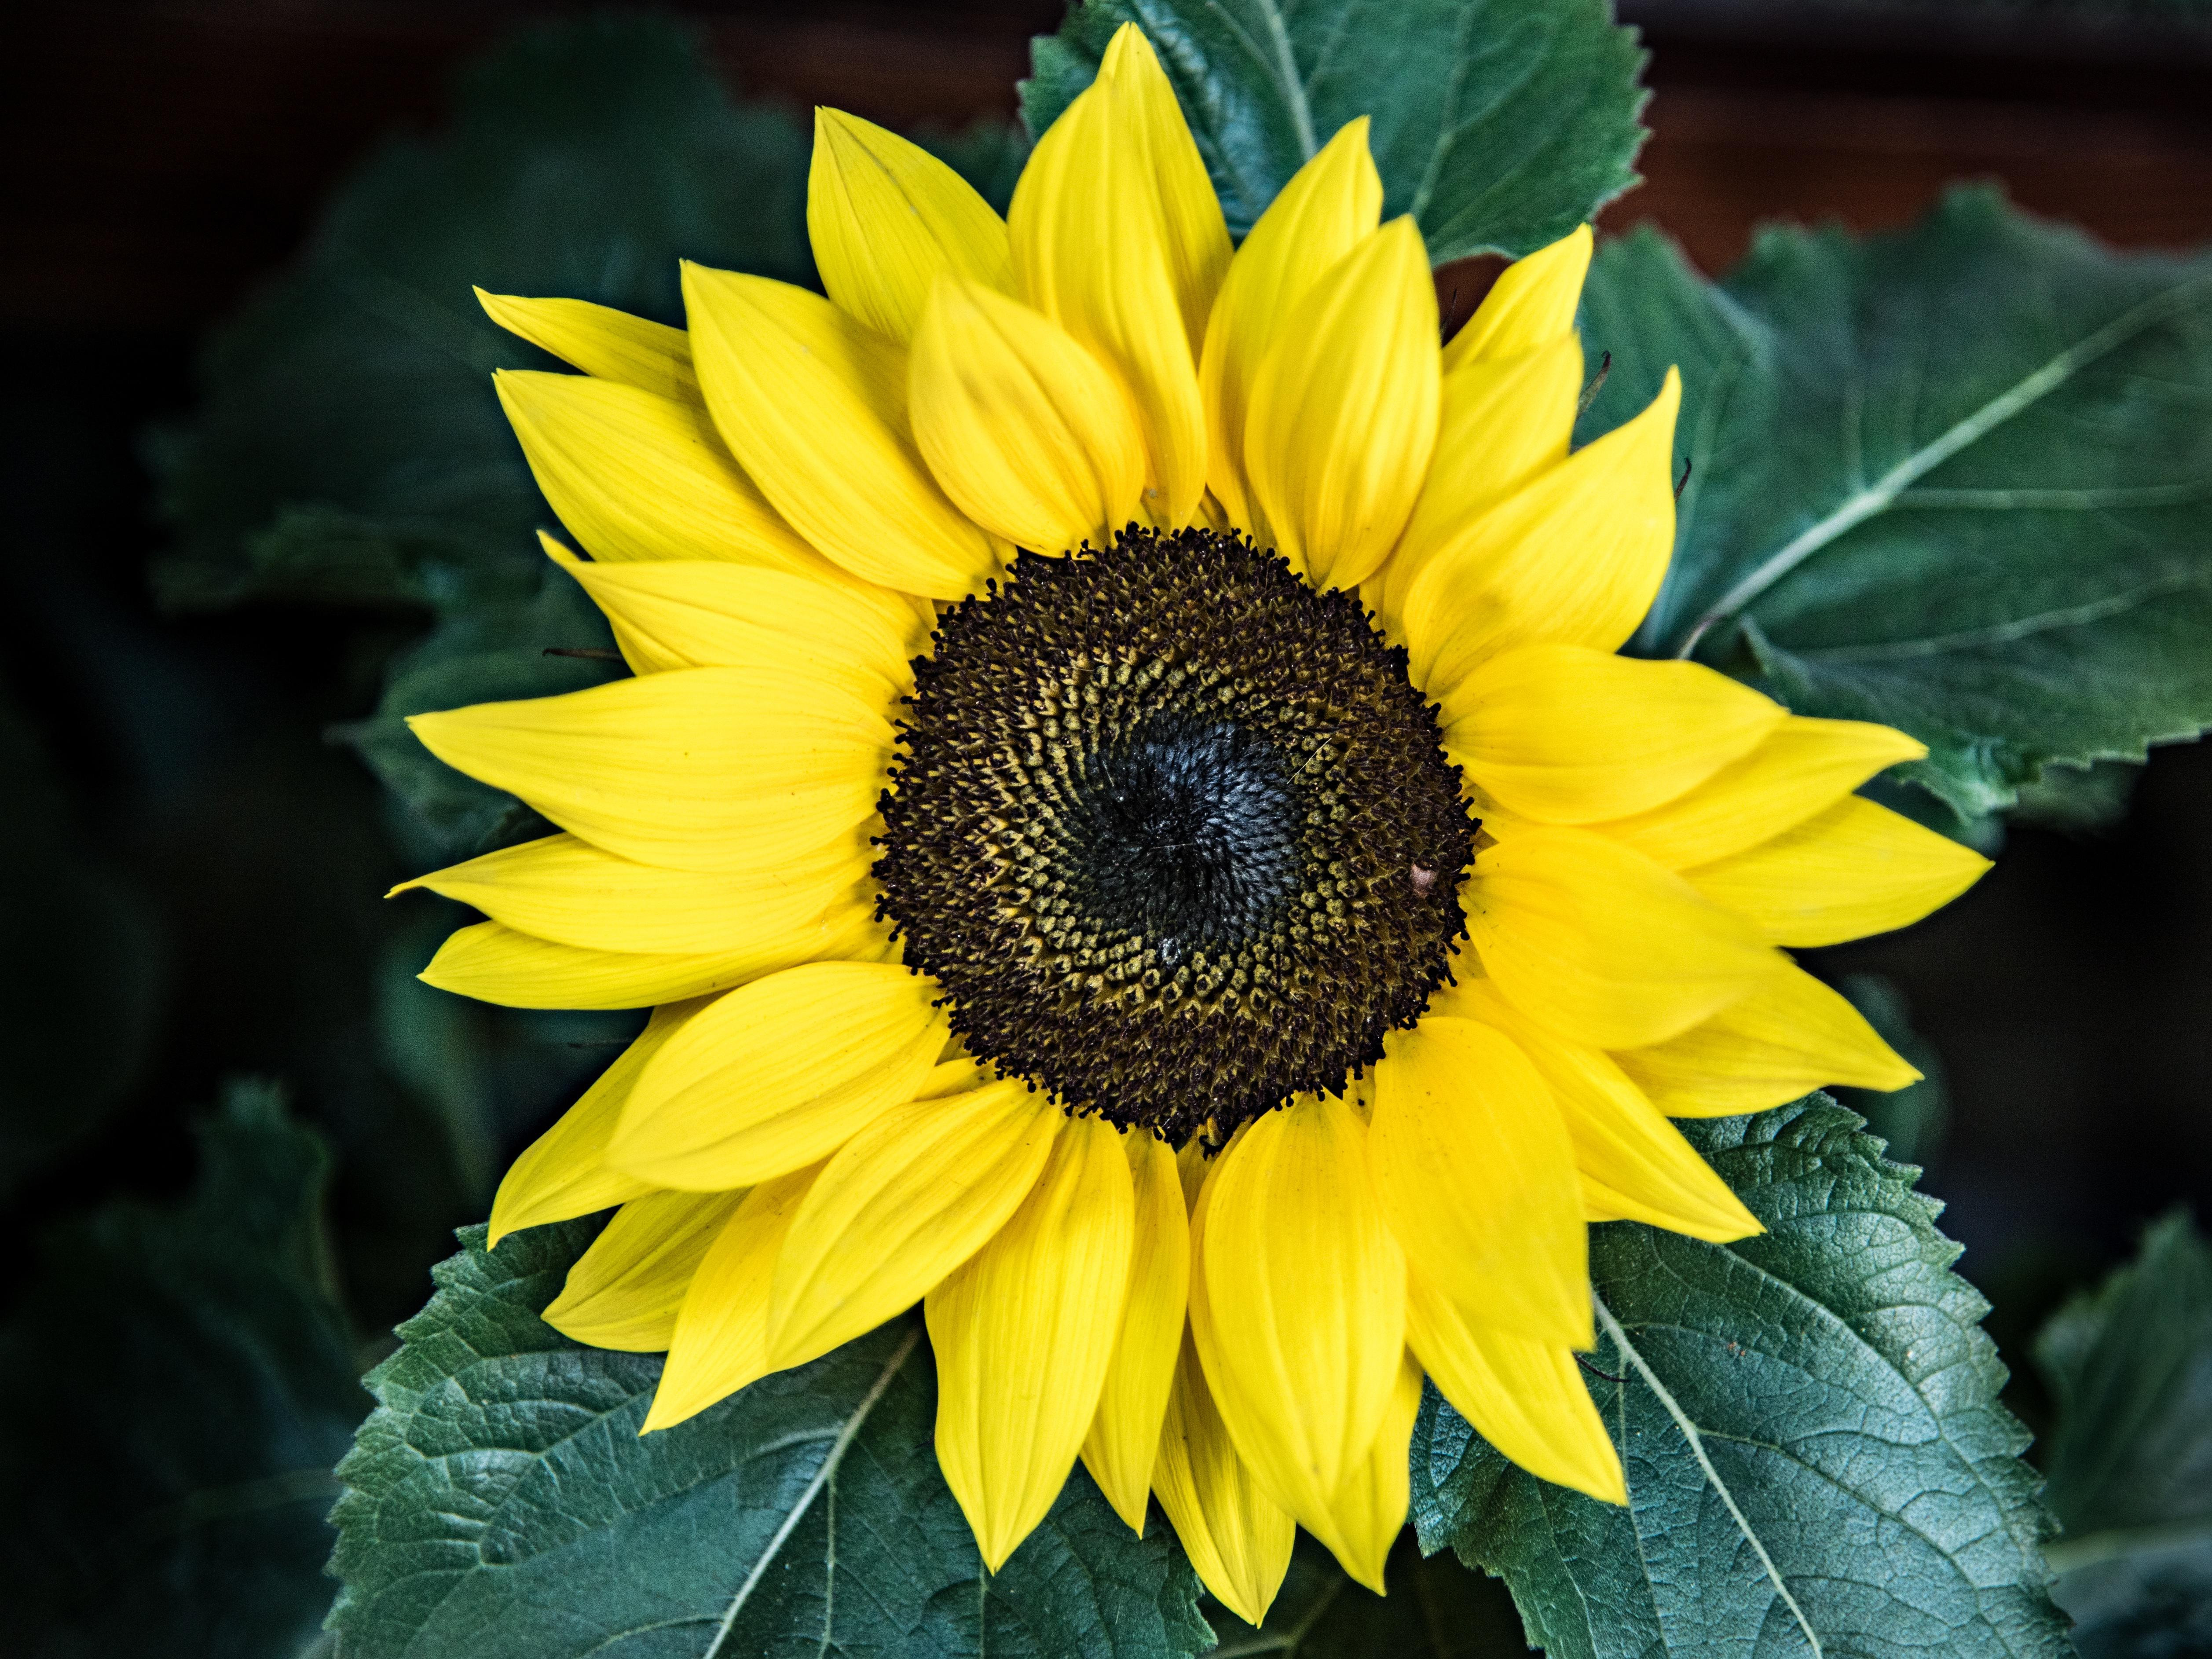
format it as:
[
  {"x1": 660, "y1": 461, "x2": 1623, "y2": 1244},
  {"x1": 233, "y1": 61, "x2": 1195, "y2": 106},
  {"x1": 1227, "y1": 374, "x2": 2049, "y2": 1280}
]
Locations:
[
  {"x1": 150, "y1": 18, "x2": 811, "y2": 865},
  {"x1": 1410, "y1": 1097, "x2": 2069, "y2": 1659},
  {"x1": 1021, "y1": 0, "x2": 1646, "y2": 262},
  {"x1": 328, "y1": 1219, "x2": 1212, "y2": 1659},
  {"x1": 1583, "y1": 189, "x2": 2212, "y2": 822},
  {"x1": 0, "y1": 1083, "x2": 366, "y2": 1657}
]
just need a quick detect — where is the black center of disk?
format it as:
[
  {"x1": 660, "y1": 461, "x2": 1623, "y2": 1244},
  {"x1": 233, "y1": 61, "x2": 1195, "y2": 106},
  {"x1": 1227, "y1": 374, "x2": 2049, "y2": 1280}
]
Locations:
[
  {"x1": 872, "y1": 526, "x2": 1477, "y2": 1145},
  {"x1": 1076, "y1": 714, "x2": 1300, "y2": 966}
]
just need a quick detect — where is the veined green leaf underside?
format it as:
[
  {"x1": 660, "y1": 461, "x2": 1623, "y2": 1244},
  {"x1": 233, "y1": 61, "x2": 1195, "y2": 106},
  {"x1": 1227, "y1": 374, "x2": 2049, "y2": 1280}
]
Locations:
[
  {"x1": 1020, "y1": 0, "x2": 1647, "y2": 262},
  {"x1": 1583, "y1": 189, "x2": 2212, "y2": 820},
  {"x1": 1410, "y1": 1097, "x2": 2070, "y2": 1659},
  {"x1": 326, "y1": 1220, "x2": 1212, "y2": 1659}
]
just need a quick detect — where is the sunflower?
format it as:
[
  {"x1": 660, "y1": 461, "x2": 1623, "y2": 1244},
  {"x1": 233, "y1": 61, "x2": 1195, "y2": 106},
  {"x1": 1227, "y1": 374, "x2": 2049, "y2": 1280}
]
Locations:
[{"x1": 396, "y1": 25, "x2": 1989, "y2": 1623}]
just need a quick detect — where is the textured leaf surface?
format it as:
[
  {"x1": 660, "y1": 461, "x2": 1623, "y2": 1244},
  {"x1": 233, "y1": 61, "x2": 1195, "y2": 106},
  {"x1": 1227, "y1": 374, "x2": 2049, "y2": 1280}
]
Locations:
[
  {"x1": 1021, "y1": 0, "x2": 1646, "y2": 261},
  {"x1": 2036, "y1": 1211, "x2": 2212, "y2": 1659},
  {"x1": 1411, "y1": 1097, "x2": 2068, "y2": 1659},
  {"x1": 1582, "y1": 189, "x2": 2212, "y2": 820},
  {"x1": 329, "y1": 1220, "x2": 1211, "y2": 1659},
  {"x1": 0, "y1": 1084, "x2": 366, "y2": 1657},
  {"x1": 150, "y1": 19, "x2": 809, "y2": 865}
]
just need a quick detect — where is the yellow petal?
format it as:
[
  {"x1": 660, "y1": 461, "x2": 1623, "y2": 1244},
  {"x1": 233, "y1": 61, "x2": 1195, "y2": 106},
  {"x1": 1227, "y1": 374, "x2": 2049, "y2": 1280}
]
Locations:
[
  {"x1": 542, "y1": 1188, "x2": 746, "y2": 1351},
  {"x1": 487, "y1": 1000, "x2": 703, "y2": 1245},
  {"x1": 1369, "y1": 1018, "x2": 1590, "y2": 1346},
  {"x1": 1406, "y1": 1273, "x2": 1626, "y2": 1504},
  {"x1": 1686, "y1": 795, "x2": 1991, "y2": 947},
  {"x1": 1303, "y1": 1349, "x2": 1423, "y2": 1593},
  {"x1": 917, "y1": 1052, "x2": 992, "y2": 1099},
  {"x1": 394, "y1": 829, "x2": 873, "y2": 958},
  {"x1": 1439, "y1": 980, "x2": 1761, "y2": 1243},
  {"x1": 407, "y1": 667, "x2": 892, "y2": 875},
  {"x1": 1443, "y1": 645, "x2": 1785, "y2": 825},
  {"x1": 642, "y1": 1162, "x2": 822, "y2": 1431},
  {"x1": 476, "y1": 288, "x2": 699, "y2": 405},
  {"x1": 1010, "y1": 25, "x2": 1228, "y2": 527},
  {"x1": 1616, "y1": 960, "x2": 1920, "y2": 1116},
  {"x1": 1199, "y1": 119, "x2": 1382, "y2": 533},
  {"x1": 1098, "y1": 26, "x2": 1232, "y2": 352},
  {"x1": 808, "y1": 108, "x2": 1014, "y2": 345},
  {"x1": 1441, "y1": 224, "x2": 1593, "y2": 370},
  {"x1": 1402, "y1": 370, "x2": 1681, "y2": 694},
  {"x1": 927, "y1": 1113, "x2": 1136, "y2": 1569},
  {"x1": 544, "y1": 536, "x2": 925, "y2": 688},
  {"x1": 1151, "y1": 1329, "x2": 1296, "y2": 1627},
  {"x1": 766, "y1": 1080, "x2": 1060, "y2": 1370},
  {"x1": 421, "y1": 919, "x2": 882, "y2": 1011},
  {"x1": 908, "y1": 278, "x2": 1146, "y2": 554},
  {"x1": 1598, "y1": 716, "x2": 1930, "y2": 870},
  {"x1": 682, "y1": 264, "x2": 1000, "y2": 598},
  {"x1": 1191, "y1": 1095, "x2": 1406, "y2": 1533},
  {"x1": 1380, "y1": 333, "x2": 1585, "y2": 625},
  {"x1": 610, "y1": 961, "x2": 948, "y2": 1189},
  {"x1": 1243, "y1": 217, "x2": 1440, "y2": 590},
  {"x1": 493, "y1": 370, "x2": 828, "y2": 574},
  {"x1": 1466, "y1": 825, "x2": 1782, "y2": 1049},
  {"x1": 1081, "y1": 1131, "x2": 1190, "y2": 1531}
]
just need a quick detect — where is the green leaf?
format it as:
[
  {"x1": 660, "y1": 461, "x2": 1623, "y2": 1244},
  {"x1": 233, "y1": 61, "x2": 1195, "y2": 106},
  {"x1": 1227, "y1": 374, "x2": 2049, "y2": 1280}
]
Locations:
[
  {"x1": 1411, "y1": 1096, "x2": 2069, "y2": 1659},
  {"x1": 0, "y1": 1082, "x2": 367, "y2": 1657},
  {"x1": 329, "y1": 1220, "x2": 1212, "y2": 1658},
  {"x1": 0, "y1": 689, "x2": 161, "y2": 1197},
  {"x1": 1208, "y1": 1533, "x2": 1524, "y2": 1655},
  {"x1": 2035, "y1": 1211, "x2": 2212, "y2": 1658},
  {"x1": 150, "y1": 18, "x2": 811, "y2": 864},
  {"x1": 1583, "y1": 189, "x2": 2212, "y2": 819},
  {"x1": 1020, "y1": 0, "x2": 1646, "y2": 262}
]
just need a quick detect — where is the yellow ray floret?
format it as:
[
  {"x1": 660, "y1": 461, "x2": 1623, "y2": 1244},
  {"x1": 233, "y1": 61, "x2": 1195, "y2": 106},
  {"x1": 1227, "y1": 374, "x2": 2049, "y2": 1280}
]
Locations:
[
  {"x1": 487, "y1": 1000, "x2": 702, "y2": 1244},
  {"x1": 542, "y1": 1188, "x2": 747, "y2": 1352},
  {"x1": 644, "y1": 1162, "x2": 823, "y2": 1431},
  {"x1": 1191, "y1": 1096, "x2": 1407, "y2": 1541},
  {"x1": 494, "y1": 370, "x2": 824, "y2": 574},
  {"x1": 682, "y1": 264, "x2": 1001, "y2": 598},
  {"x1": 609, "y1": 960, "x2": 949, "y2": 1190},
  {"x1": 1150, "y1": 1331, "x2": 1296, "y2": 1627},
  {"x1": 477, "y1": 287, "x2": 699, "y2": 405},
  {"x1": 928, "y1": 1113, "x2": 1136, "y2": 1569},
  {"x1": 1241, "y1": 216, "x2": 1439, "y2": 590},
  {"x1": 1468, "y1": 825, "x2": 1783, "y2": 1050},
  {"x1": 1617, "y1": 961, "x2": 1921, "y2": 1116},
  {"x1": 1369, "y1": 1018, "x2": 1590, "y2": 1346},
  {"x1": 1200, "y1": 118, "x2": 1381, "y2": 533},
  {"x1": 909, "y1": 278, "x2": 1148, "y2": 555},
  {"x1": 765, "y1": 1081, "x2": 1060, "y2": 1373},
  {"x1": 1082, "y1": 1131, "x2": 1191, "y2": 1531},
  {"x1": 807, "y1": 108, "x2": 1014, "y2": 346}
]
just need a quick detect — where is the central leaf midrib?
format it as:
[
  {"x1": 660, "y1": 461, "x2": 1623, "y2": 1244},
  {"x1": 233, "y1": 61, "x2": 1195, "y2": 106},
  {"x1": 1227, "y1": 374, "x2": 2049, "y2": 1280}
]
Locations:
[
  {"x1": 1669, "y1": 271, "x2": 2212, "y2": 661},
  {"x1": 703, "y1": 1325, "x2": 923, "y2": 1658}
]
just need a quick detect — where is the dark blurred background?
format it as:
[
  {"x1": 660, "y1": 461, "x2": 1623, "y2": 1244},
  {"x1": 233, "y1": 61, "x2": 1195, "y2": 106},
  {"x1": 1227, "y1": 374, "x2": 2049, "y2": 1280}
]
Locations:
[{"x1": 4, "y1": 0, "x2": 2210, "y2": 1426}]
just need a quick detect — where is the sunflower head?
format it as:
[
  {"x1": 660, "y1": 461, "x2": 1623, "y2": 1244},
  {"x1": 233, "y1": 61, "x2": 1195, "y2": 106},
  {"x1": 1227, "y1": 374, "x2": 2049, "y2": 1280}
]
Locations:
[
  {"x1": 403, "y1": 20, "x2": 1989, "y2": 1622},
  {"x1": 876, "y1": 524, "x2": 1475, "y2": 1144}
]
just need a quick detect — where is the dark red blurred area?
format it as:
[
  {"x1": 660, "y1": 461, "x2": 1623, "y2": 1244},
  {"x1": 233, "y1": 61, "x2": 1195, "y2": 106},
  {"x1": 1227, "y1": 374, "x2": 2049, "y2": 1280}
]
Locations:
[{"x1": 11, "y1": 2, "x2": 2212, "y2": 330}]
